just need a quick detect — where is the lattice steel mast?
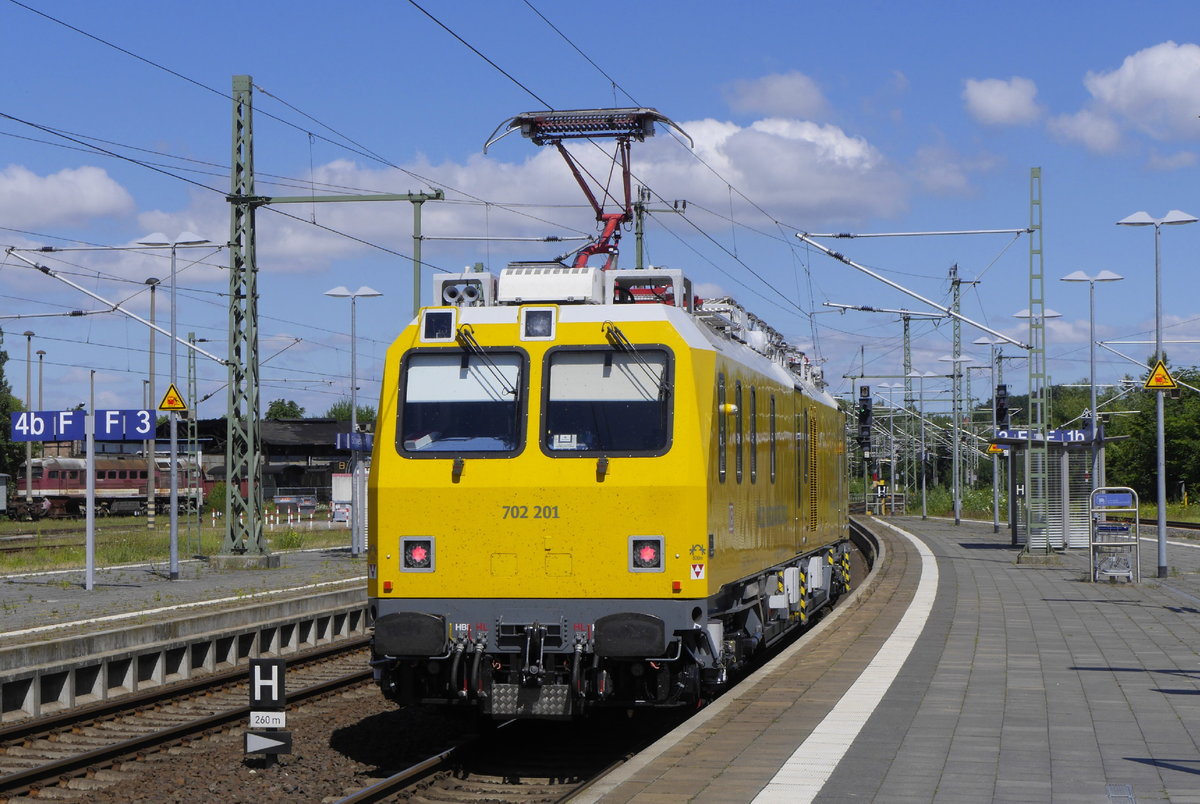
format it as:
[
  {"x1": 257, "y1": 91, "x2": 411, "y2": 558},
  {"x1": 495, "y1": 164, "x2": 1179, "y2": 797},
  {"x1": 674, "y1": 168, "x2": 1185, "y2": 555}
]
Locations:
[
  {"x1": 222, "y1": 74, "x2": 265, "y2": 556},
  {"x1": 1025, "y1": 167, "x2": 1050, "y2": 551}
]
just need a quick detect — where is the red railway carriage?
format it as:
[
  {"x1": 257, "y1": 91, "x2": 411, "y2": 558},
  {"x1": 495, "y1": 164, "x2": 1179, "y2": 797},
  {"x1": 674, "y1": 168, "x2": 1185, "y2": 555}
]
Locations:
[{"x1": 10, "y1": 454, "x2": 210, "y2": 519}]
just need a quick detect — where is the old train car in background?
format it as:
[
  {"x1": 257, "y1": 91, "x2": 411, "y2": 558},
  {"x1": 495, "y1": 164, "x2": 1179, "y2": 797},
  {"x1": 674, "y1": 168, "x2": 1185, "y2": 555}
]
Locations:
[{"x1": 8, "y1": 454, "x2": 209, "y2": 519}]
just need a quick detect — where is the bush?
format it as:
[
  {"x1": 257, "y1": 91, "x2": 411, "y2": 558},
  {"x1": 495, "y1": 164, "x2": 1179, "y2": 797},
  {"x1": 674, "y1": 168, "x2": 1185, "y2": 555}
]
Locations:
[
  {"x1": 276, "y1": 528, "x2": 304, "y2": 550},
  {"x1": 907, "y1": 484, "x2": 1006, "y2": 520},
  {"x1": 205, "y1": 482, "x2": 227, "y2": 515}
]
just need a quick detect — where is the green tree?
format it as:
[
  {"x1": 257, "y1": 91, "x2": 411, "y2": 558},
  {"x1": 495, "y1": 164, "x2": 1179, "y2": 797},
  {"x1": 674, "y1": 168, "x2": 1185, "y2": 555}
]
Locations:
[
  {"x1": 205, "y1": 481, "x2": 227, "y2": 515},
  {"x1": 0, "y1": 346, "x2": 26, "y2": 478},
  {"x1": 324, "y1": 397, "x2": 376, "y2": 425},
  {"x1": 265, "y1": 399, "x2": 306, "y2": 419}
]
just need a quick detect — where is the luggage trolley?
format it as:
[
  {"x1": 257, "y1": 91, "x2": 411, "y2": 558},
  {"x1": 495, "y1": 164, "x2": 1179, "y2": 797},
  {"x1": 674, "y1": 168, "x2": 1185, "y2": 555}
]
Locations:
[{"x1": 1089, "y1": 487, "x2": 1140, "y2": 583}]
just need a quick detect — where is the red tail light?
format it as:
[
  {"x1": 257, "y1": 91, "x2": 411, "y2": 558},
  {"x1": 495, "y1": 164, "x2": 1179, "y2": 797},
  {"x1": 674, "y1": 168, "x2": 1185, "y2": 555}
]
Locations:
[
  {"x1": 401, "y1": 537, "x2": 434, "y2": 571},
  {"x1": 630, "y1": 536, "x2": 664, "y2": 572}
]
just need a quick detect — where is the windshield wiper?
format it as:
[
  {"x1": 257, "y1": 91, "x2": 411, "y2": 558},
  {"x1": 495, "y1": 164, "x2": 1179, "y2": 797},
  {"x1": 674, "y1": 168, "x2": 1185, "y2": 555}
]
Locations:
[
  {"x1": 456, "y1": 324, "x2": 519, "y2": 398},
  {"x1": 602, "y1": 321, "x2": 670, "y2": 399}
]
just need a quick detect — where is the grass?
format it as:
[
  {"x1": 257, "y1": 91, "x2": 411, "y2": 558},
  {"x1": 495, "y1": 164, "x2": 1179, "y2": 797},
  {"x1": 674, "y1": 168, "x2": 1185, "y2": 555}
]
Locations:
[
  {"x1": 896, "y1": 485, "x2": 1200, "y2": 525},
  {"x1": 1158, "y1": 503, "x2": 1200, "y2": 523},
  {"x1": 0, "y1": 516, "x2": 351, "y2": 574}
]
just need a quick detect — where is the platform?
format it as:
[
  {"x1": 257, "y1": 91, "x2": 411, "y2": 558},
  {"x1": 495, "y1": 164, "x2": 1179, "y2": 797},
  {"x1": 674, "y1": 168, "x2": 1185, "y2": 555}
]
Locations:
[
  {"x1": 584, "y1": 516, "x2": 1200, "y2": 803},
  {"x1": 0, "y1": 547, "x2": 366, "y2": 648}
]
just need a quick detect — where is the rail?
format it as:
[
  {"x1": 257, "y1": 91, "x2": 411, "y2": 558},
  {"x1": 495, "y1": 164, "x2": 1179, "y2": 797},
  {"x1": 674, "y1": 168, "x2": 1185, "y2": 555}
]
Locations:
[{"x1": 0, "y1": 641, "x2": 370, "y2": 797}]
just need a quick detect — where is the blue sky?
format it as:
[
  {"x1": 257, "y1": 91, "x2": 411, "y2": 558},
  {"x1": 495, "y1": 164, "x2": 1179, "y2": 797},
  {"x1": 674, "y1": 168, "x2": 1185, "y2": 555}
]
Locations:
[{"x1": 2, "y1": 0, "x2": 1200, "y2": 423}]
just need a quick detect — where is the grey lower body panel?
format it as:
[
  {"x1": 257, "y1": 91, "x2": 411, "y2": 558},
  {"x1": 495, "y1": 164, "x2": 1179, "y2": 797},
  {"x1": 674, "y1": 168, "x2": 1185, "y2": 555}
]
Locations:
[{"x1": 372, "y1": 597, "x2": 700, "y2": 656}]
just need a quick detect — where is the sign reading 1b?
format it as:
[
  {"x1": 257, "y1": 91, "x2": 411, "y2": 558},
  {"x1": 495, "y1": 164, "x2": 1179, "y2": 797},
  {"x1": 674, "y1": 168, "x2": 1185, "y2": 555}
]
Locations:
[{"x1": 9, "y1": 409, "x2": 156, "y2": 442}]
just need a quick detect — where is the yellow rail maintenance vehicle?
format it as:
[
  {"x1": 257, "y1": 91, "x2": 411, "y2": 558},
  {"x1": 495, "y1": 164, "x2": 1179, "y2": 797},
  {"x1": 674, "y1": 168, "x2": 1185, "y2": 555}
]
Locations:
[{"x1": 367, "y1": 109, "x2": 849, "y2": 719}]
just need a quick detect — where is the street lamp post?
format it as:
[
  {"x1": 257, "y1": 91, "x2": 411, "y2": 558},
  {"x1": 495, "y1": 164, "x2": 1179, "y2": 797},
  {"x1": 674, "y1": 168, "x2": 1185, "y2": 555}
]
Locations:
[
  {"x1": 23, "y1": 331, "x2": 33, "y2": 503},
  {"x1": 325, "y1": 285, "x2": 383, "y2": 557},
  {"x1": 974, "y1": 336, "x2": 1006, "y2": 533},
  {"x1": 1117, "y1": 209, "x2": 1198, "y2": 578},
  {"x1": 145, "y1": 277, "x2": 160, "y2": 530},
  {"x1": 1060, "y1": 271, "x2": 1123, "y2": 492},
  {"x1": 879, "y1": 382, "x2": 904, "y2": 514},
  {"x1": 36, "y1": 350, "x2": 45, "y2": 410},
  {"x1": 139, "y1": 234, "x2": 211, "y2": 581},
  {"x1": 939, "y1": 354, "x2": 973, "y2": 525},
  {"x1": 908, "y1": 371, "x2": 938, "y2": 520}
]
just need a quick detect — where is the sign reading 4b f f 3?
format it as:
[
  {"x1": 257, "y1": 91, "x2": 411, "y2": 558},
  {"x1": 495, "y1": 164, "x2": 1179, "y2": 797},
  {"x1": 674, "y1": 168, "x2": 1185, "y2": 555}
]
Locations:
[{"x1": 1144, "y1": 360, "x2": 1177, "y2": 391}]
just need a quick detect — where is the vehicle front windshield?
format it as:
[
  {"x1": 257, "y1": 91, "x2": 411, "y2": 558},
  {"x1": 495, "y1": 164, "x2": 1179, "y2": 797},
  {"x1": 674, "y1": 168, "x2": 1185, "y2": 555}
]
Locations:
[
  {"x1": 400, "y1": 351, "x2": 523, "y2": 454},
  {"x1": 544, "y1": 348, "x2": 671, "y2": 454}
]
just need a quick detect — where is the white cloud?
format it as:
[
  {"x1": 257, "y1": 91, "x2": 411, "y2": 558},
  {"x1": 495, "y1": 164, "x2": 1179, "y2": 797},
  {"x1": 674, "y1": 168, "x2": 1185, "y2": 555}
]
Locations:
[
  {"x1": 911, "y1": 145, "x2": 1000, "y2": 195},
  {"x1": 1047, "y1": 108, "x2": 1122, "y2": 154},
  {"x1": 0, "y1": 165, "x2": 134, "y2": 228},
  {"x1": 1047, "y1": 317, "x2": 1094, "y2": 346},
  {"x1": 723, "y1": 72, "x2": 830, "y2": 119},
  {"x1": 639, "y1": 117, "x2": 906, "y2": 222},
  {"x1": 693, "y1": 281, "x2": 730, "y2": 300},
  {"x1": 1083, "y1": 41, "x2": 1200, "y2": 141},
  {"x1": 962, "y1": 77, "x2": 1041, "y2": 125},
  {"x1": 1148, "y1": 149, "x2": 1198, "y2": 170},
  {"x1": 243, "y1": 116, "x2": 907, "y2": 266},
  {"x1": 63, "y1": 113, "x2": 905, "y2": 290},
  {"x1": 1050, "y1": 41, "x2": 1200, "y2": 158}
]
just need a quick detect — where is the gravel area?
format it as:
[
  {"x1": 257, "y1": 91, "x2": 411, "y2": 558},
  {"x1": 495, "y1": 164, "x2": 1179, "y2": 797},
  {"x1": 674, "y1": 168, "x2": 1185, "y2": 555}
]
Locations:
[{"x1": 80, "y1": 684, "x2": 467, "y2": 804}]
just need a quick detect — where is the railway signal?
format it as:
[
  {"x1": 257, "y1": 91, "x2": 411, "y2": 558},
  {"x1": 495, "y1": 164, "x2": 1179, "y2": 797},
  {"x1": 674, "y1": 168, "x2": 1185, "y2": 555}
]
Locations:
[
  {"x1": 247, "y1": 658, "x2": 290, "y2": 760},
  {"x1": 245, "y1": 731, "x2": 292, "y2": 756},
  {"x1": 857, "y1": 386, "x2": 872, "y2": 453}
]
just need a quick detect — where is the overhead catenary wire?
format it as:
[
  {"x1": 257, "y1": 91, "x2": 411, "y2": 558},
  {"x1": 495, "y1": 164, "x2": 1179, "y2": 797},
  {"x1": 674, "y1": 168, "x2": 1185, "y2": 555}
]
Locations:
[
  {"x1": 4, "y1": 4, "x2": 603, "y2": 251},
  {"x1": 7, "y1": 0, "x2": 1048, "y2": 396},
  {"x1": 424, "y1": 1, "x2": 825, "y2": 329},
  {"x1": 11, "y1": 0, "x2": 816, "y2": 338}
]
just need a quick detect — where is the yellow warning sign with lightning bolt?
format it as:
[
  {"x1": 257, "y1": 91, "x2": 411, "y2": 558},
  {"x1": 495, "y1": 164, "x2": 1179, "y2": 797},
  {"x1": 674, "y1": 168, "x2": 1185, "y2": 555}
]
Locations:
[
  {"x1": 158, "y1": 383, "x2": 188, "y2": 411},
  {"x1": 1144, "y1": 360, "x2": 1177, "y2": 391}
]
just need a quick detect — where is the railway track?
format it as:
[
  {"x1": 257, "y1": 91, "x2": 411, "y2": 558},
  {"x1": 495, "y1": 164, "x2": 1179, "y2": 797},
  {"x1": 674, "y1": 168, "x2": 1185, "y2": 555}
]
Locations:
[
  {"x1": 326, "y1": 709, "x2": 691, "y2": 804},
  {"x1": 1106, "y1": 516, "x2": 1200, "y2": 531},
  {"x1": 0, "y1": 538, "x2": 87, "y2": 555},
  {"x1": 329, "y1": 523, "x2": 879, "y2": 803},
  {"x1": 0, "y1": 526, "x2": 880, "y2": 802},
  {"x1": 0, "y1": 638, "x2": 371, "y2": 800}
]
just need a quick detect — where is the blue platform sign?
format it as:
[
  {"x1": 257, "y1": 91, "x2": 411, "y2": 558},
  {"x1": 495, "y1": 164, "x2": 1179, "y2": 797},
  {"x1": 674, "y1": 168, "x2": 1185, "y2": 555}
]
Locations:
[
  {"x1": 336, "y1": 432, "x2": 373, "y2": 451},
  {"x1": 10, "y1": 410, "x2": 84, "y2": 441},
  {"x1": 9, "y1": 409, "x2": 155, "y2": 442},
  {"x1": 95, "y1": 409, "x2": 156, "y2": 440},
  {"x1": 1095, "y1": 492, "x2": 1134, "y2": 508},
  {"x1": 995, "y1": 428, "x2": 1090, "y2": 443}
]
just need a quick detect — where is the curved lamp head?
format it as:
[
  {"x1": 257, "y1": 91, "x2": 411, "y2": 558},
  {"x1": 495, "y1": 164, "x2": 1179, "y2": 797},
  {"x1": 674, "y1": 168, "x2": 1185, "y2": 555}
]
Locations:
[
  {"x1": 1013, "y1": 308, "x2": 1062, "y2": 319},
  {"x1": 139, "y1": 231, "x2": 211, "y2": 247},
  {"x1": 326, "y1": 286, "x2": 383, "y2": 300},
  {"x1": 1062, "y1": 270, "x2": 1124, "y2": 283},
  {"x1": 1117, "y1": 210, "x2": 1198, "y2": 227}
]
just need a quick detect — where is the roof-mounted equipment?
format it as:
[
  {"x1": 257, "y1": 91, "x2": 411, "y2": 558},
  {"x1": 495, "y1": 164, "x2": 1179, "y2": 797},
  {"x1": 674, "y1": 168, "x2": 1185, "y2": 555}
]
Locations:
[{"x1": 485, "y1": 108, "x2": 691, "y2": 271}]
